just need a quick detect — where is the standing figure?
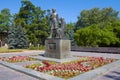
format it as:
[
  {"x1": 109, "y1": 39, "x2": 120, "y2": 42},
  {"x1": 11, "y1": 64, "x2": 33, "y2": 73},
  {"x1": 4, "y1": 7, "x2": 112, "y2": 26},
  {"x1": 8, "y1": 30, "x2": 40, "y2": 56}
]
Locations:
[{"x1": 49, "y1": 9, "x2": 59, "y2": 38}]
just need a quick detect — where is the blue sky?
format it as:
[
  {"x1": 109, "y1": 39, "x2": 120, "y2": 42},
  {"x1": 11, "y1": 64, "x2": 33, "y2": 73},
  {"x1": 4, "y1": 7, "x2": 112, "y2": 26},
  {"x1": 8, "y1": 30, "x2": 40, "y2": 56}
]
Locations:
[{"x1": 0, "y1": 0, "x2": 120, "y2": 23}]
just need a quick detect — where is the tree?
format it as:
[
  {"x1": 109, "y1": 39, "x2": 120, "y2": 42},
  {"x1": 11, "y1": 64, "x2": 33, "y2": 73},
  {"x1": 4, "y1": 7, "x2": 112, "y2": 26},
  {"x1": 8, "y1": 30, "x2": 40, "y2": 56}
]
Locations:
[
  {"x1": 31, "y1": 7, "x2": 49, "y2": 45},
  {"x1": 112, "y1": 21, "x2": 120, "y2": 47},
  {"x1": 76, "y1": 7, "x2": 119, "y2": 30},
  {"x1": 7, "y1": 25, "x2": 16, "y2": 49},
  {"x1": 0, "y1": 8, "x2": 12, "y2": 32},
  {"x1": 16, "y1": 24, "x2": 28, "y2": 48},
  {"x1": 0, "y1": 14, "x2": 5, "y2": 32},
  {"x1": 14, "y1": 1, "x2": 49, "y2": 46},
  {"x1": 8, "y1": 24, "x2": 28, "y2": 49},
  {"x1": 74, "y1": 24, "x2": 119, "y2": 47},
  {"x1": 13, "y1": 13, "x2": 26, "y2": 27},
  {"x1": 74, "y1": 7, "x2": 120, "y2": 47},
  {"x1": 19, "y1": 0, "x2": 35, "y2": 25},
  {"x1": 66, "y1": 23, "x2": 76, "y2": 46}
]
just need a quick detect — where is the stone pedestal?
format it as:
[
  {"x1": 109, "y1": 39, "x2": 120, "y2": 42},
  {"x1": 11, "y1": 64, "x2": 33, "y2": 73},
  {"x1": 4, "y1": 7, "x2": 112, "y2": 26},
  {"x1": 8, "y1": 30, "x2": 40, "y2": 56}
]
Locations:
[{"x1": 44, "y1": 39, "x2": 71, "y2": 59}]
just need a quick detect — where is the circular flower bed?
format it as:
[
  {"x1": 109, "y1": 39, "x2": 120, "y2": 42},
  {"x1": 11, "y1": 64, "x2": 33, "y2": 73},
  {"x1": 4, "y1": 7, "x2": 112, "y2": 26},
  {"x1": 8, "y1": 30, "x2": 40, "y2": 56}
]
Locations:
[{"x1": 25, "y1": 56, "x2": 117, "y2": 79}]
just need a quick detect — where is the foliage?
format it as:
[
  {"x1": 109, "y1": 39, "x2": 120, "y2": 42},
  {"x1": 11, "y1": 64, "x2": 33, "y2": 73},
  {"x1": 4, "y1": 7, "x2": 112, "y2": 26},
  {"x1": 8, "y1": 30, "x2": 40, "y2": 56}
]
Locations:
[
  {"x1": 19, "y1": 0, "x2": 35, "y2": 25},
  {"x1": 7, "y1": 25, "x2": 28, "y2": 49},
  {"x1": 74, "y1": 24, "x2": 119, "y2": 47},
  {"x1": 112, "y1": 22, "x2": 120, "y2": 47},
  {"x1": 13, "y1": 1, "x2": 49, "y2": 46},
  {"x1": 66, "y1": 23, "x2": 76, "y2": 46},
  {"x1": 76, "y1": 7, "x2": 119, "y2": 29},
  {"x1": 0, "y1": 8, "x2": 12, "y2": 32},
  {"x1": 75, "y1": 7, "x2": 120, "y2": 47}
]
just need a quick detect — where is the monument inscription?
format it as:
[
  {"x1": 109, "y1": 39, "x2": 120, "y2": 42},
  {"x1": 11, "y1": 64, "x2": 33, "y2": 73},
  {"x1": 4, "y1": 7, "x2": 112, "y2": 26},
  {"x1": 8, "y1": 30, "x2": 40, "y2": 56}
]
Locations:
[{"x1": 49, "y1": 43, "x2": 56, "y2": 50}]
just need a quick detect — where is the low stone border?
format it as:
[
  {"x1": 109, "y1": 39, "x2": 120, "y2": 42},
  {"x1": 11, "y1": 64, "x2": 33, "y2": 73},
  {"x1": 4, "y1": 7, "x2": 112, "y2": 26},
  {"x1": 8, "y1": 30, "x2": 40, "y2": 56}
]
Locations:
[
  {"x1": 31, "y1": 54, "x2": 79, "y2": 63},
  {"x1": 71, "y1": 46, "x2": 120, "y2": 54}
]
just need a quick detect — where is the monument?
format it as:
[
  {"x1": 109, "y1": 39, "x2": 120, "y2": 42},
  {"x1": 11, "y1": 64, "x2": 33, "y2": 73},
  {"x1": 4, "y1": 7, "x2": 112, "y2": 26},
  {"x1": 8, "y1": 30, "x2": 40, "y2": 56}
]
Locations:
[{"x1": 44, "y1": 9, "x2": 71, "y2": 59}]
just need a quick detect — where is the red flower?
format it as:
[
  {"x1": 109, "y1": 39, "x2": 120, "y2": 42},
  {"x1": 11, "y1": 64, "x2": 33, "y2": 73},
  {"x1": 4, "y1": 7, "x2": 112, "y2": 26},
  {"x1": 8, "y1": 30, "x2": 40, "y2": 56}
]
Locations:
[{"x1": 42, "y1": 61, "x2": 51, "y2": 67}]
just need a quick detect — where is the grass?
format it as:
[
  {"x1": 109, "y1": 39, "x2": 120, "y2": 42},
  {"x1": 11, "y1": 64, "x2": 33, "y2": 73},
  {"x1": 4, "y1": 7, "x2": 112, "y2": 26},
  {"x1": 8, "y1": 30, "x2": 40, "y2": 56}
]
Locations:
[
  {"x1": 0, "y1": 48, "x2": 23, "y2": 53},
  {"x1": 0, "y1": 46, "x2": 45, "y2": 53},
  {"x1": 28, "y1": 45, "x2": 45, "y2": 50},
  {"x1": 0, "y1": 45, "x2": 45, "y2": 53}
]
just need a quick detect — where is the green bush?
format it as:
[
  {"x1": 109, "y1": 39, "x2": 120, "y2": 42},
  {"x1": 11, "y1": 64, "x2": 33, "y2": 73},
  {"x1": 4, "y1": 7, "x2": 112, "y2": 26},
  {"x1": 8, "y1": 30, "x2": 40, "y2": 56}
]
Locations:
[{"x1": 74, "y1": 24, "x2": 119, "y2": 47}]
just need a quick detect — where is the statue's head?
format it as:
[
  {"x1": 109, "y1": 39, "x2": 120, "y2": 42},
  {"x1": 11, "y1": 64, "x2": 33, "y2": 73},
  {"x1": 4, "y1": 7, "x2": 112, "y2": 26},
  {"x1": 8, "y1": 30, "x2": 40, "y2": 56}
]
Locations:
[
  {"x1": 61, "y1": 17, "x2": 64, "y2": 22},
  {"x1": 52, "y1": 8, "x2": 56, "y2": 13}
]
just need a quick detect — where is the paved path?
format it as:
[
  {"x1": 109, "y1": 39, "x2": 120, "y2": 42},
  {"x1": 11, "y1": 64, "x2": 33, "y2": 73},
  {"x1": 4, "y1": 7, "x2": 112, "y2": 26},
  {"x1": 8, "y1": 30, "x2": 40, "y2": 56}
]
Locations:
[
  {"x1": 0, "y1": 65, "x2": 39, "y2": 80},
  {"x1": 71, "y1": 51, "x2": 120, "y2": 59},
  {"x1": 93, "y1": 65, "x2": 120, "y2": 80},
  {"x1": 0, "y1": 51, "x2": 120, "y2": 80}
]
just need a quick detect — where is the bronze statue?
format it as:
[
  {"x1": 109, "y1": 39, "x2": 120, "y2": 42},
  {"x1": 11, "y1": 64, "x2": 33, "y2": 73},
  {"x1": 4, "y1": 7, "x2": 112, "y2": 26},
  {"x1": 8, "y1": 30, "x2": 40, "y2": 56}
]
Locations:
[
  {"x1": 49, "y1": 9, "x2": 67, "y2": 39},
  {"x1": 49, "y1": 9, "x2": 59, "y2": 38},
  {"x1": 56, "y1": 18, "x2": 66, "y2": 38}
]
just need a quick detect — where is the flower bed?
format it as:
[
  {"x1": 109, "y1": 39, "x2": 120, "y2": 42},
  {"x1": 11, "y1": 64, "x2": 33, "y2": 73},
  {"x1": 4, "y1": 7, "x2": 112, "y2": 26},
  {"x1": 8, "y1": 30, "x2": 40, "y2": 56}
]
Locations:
[
  {"x1": 0, "y1": 56, "x2": 35, "y2": 63},
  {"x1": 25, "y1": 63, "x2": 42, "y2": 70},
  {"x1": 25, "y1": 60, "x2": 57, "y2": 69},
  {"x1": 25, "y1": 56, "x2": 117, "y2": 79}
]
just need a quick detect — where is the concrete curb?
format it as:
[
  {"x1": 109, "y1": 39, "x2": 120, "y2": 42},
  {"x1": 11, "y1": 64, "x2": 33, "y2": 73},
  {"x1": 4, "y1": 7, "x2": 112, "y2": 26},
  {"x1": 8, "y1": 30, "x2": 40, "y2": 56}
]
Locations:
[{"x1": 31, "y1": 55, "x2": 80, "y2": 63}]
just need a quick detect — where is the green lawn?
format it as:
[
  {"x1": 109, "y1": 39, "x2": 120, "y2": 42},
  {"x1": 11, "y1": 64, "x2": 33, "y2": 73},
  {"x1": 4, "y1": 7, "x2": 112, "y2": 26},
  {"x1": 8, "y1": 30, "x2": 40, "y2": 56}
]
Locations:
[
  {"x1": 0, "y1": 45, "x2": 45, "y2": 53},
  {"x1": 0, "y1": 48, "x2": 23, "y2": 53}
]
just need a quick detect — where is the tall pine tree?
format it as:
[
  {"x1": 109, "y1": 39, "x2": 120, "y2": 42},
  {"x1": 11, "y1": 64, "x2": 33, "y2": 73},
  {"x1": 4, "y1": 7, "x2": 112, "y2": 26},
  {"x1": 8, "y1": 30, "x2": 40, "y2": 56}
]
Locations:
[{"x1": 8, "y1": 24, "x2": 28, "y2": 49}]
